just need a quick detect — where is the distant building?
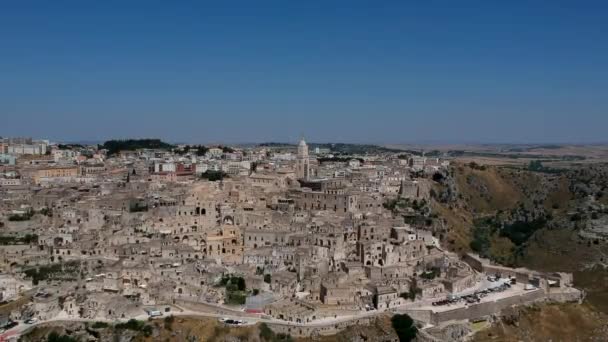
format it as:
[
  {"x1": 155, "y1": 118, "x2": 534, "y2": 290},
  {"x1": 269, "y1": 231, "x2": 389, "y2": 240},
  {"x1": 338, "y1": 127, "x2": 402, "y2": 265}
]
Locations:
[
  {"x1": 296, "y1": 138, "x2": 311, "y2": 180},
  {"x1": 33, "y1": 166, "x2": 80, "y2": 184},
  {"x1": 315, "y1": 147, "x2": 331, "y2": 155},
  {"x1": 2, "y1": 137, "x2": 48, "y2": 155},
  {"x1": 0, "y1": 154, "x2": 16, "y2": 165},
  {"x1": 207, "y1": 148, "x2": 223, "y2": 159}
]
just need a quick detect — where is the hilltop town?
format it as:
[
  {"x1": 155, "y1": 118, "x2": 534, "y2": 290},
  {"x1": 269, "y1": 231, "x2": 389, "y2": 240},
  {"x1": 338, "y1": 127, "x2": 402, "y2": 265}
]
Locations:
[{"x1": 0, "y1": 137, "x2": 584, "y2": 341}]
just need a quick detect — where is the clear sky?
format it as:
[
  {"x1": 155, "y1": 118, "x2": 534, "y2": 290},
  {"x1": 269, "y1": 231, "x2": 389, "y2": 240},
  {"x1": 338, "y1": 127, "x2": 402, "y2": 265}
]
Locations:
[{"x1": 1, "y1": 1, "x2": 607, "y2": 144}]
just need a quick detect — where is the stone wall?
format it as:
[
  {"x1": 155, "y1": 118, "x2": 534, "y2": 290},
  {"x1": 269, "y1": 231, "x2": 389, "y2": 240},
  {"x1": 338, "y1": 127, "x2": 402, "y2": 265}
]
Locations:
[
  {"x1": 180, "y1": 288, "x2": 581, "y2": 338},
  {"x1": 546, "y1": 289, "x2": 583, "y2": 303},
  {"x1": 400, "y1": 289, "x2": 548, "y2": 325},
  {"x1": 175, "y1": 299, "x2": 258, "y2": 318},
  {"x1": 403, "y1": 309, "x2": 433, "y2": 323},
  {"x1": 266, "y1": 316, "x2": 378, "y2": 337},
  {"x1": 429, "y1": 289, "x2": 546, "y2": 325}
]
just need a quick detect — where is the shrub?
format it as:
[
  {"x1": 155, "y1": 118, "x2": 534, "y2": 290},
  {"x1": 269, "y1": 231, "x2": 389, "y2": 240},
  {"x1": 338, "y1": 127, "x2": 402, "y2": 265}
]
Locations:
[
  {"x1": 500, "y1": 218, "x2": 547, "y2": 246},
  {"x1": 470, "y1": 226, "x2": 491, "y2": 257},
  {"x1": 115, "y1": 319, "x2": 145, "y2": 331},
  {"x1": 91, "y1": 321, "x2": 109, "y2": 329},
  {"x1": 25, "y1": 261, "x2": 81, "y2": 285},
  {"x1": 259, "y1": 323, "x2": 293, "y2": 342},
  {"x1": 141, "y1": 324, "x2": 153, "y2": 337},
  {"x1": 201, "y1": 170, "x2": 228, "y2": 181},
  {"x1": 39, "y1": 208, "x2": 53, "y2": 217},
  {"x1": 129, "y1": 202, "x2": 149, "y2": 213},
  {"x1": 227, "y1": 291, "x2": 246, "y2": 305},
  {"x1": 220, "y1": 275, "x2": 246, "y2": 290},
  {"x1": 259, "y1": 323, "x2": 274, "y2": 340},
  {"x1": 8, "y1": 211, "x2": 33, "y2": 221},
  {"x1": 47, "y1": 332, "x2": 77, "y2": 342},
  {"x1": 420, "y1": 267, "x2": 440, "y2": 280},
  {"x1": 275, "y1": 333, "x2": 293, "y2": 341},
  {"x1": 164, "y1": 315, "x2": 174, "y2": 330}
]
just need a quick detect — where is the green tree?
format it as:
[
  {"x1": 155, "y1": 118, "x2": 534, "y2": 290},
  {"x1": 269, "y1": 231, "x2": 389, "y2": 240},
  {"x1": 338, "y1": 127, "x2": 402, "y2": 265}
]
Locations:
[
  {"x1": 102, "y1": 139, "x2": 174, "y2": 156},
  {"x1": 259, "y1": 323, "x2": 274, "y2": 341},
  {"x1": 201, "y1": 170, "x2": 227, "y2": 181},
  {"x1": 196, "y1": 145, "x2": 209, "y2": 156},
  {"x1": 220, "y1": 145, "x2": 235, "y2": 153},
  {"x1": 391, "y1": 314, "x2": 418, "y2": 342},
  {"x1": 528, "y1": 160, "x2": 544, "y2": 171}
]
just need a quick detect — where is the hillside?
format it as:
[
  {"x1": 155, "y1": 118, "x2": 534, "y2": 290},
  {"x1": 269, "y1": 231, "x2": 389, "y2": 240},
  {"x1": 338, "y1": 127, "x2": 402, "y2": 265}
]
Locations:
[
  {"x1": 19, "y1": 316, "x2": 400, "y2": 342},
  {"x1": 471, "y1": 303, "x2": 608, "y2": 342},
  {"x1": 432, "y1": 161, "x2": 608, "y2": 315},
  {"x1": 427, "y1": 162, "x2": 608, "y2": 340},
  {"x1": 433, "y1": 163, "x2": 538, "y2": 255}
]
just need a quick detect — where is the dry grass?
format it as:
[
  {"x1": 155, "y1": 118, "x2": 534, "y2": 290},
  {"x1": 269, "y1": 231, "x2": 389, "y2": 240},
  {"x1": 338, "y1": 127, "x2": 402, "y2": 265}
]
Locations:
[
  {"x1": 136, "y1": 316, "x2": 260, "y2": 342},
  {"x1": 488, "y1": 235, "x2": 516, "y2": 264},
  {"x1": 518, "y1": 227, "x2": 608, "y2": 314},
  {"x1": 544, "y1": 176, "x2": 572, "y2": 212},
  {"x1": 520, "y1": 229, "x2": 599, "y2": 273},
  {"x1": 297, "y1": 315, "x2": 396, "y2": 342},
  {"x1": 453, "y1": 164, "x2": 523, "y2": 214},
  {"x1": 452, "y1": 157, "x2": 528, "y2": 167},
  {"x1": 574, "y1": 267, "x2": 608, "y2": 314},
  {"x1": 471, "y1": 303, "x2": 608, "y2": 342},
  {"x1": 134, "y1": 315, "x2": 395, "y2": 342},
  {"x1": 432, "y1": 164, "x2": 526, "y2": 254},
  {"x1": 0, "y1": 294, "x2": 32, "y2": 315},
  {"x1": 431, "y1": 201, "x2": 473, "y2": 254}
]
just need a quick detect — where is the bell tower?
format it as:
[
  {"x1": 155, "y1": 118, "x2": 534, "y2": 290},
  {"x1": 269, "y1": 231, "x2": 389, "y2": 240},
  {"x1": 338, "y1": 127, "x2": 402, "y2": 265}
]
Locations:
[{"x1": 296, "y1": 138, "x2": 310, "y2": 180}]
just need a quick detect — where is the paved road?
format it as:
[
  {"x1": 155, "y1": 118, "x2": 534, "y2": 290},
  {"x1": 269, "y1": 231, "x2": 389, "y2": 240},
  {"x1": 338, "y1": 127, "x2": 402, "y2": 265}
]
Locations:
[
  {"x1": 0, "y1": 276, "x2": 492, "y2": 340},
  {"x1": 0, "y1": 306, "x2": 385, "y2": 341}
]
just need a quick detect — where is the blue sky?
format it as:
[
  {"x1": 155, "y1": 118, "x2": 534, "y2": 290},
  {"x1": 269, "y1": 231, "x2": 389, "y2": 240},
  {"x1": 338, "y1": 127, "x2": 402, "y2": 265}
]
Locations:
[{"x1": 1, "y1": 1, "x2": 607, "y2": 144}]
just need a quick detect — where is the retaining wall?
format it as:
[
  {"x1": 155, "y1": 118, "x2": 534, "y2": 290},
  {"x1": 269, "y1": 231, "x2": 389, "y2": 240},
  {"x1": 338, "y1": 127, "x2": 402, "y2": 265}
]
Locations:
[
  {"x1": 429, "y1": 289, "x2": 546, "y2": 325},
  {"x1": 174, "y1": 299, "x2": 258, "y2": 318},
  {"x1": 266, "y1": 316, "x2": 378, "y2": 337}
]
